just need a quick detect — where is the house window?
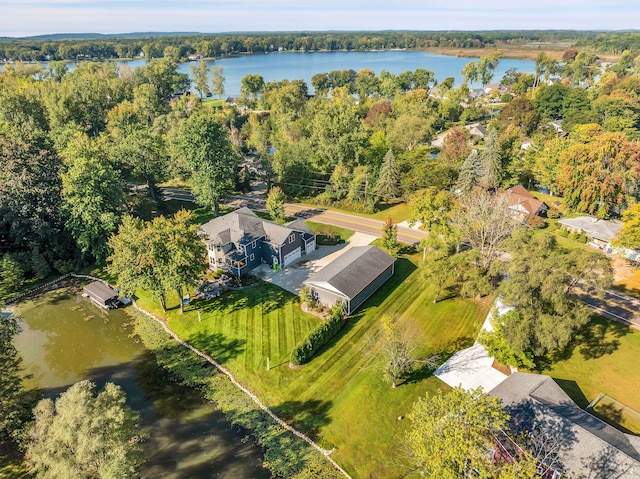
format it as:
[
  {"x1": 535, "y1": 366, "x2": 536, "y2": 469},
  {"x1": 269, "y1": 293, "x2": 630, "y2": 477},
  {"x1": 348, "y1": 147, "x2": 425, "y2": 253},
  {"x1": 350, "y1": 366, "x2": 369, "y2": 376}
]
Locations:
[
  {"x1": 250, "y1": 253, "x2": 255, "y2": 261},
  {"x1": 288, "y1": 235, "x2": 294, "y2": 244},
  {"x1": 252, "y1": 240, "x2": 256, "y2": 249}
]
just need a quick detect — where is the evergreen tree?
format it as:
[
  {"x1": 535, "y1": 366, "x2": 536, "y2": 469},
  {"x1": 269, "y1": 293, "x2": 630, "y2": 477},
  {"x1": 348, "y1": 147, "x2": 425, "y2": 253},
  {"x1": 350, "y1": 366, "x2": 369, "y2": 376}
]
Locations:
[
  {"x1": 382, "y1": 217, "x2": 399, "y2": 254},
  {"x1": 374, "y1": 149, "x2": 400, "y2": 203},
  {"x1": 480, "y1": 128, "x2": 501, "y2": 189},
  {"x1": 455, "y1": 149, "x2": 482, "y2": 193}
]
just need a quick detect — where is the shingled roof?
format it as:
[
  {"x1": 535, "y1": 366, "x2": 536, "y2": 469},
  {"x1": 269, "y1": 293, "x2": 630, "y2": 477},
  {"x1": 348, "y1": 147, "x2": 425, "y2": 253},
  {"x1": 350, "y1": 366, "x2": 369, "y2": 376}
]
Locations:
[
  {"x1": 490, "y1": 372, "x2": 640, "y2": 478},
  {"x1": 199, "y1": 207, "x2": 297, "y2": 246},
  {"x1": 504, "y1": 185, "x2": 546, "y2": 217},
  {"x1": 304, "y1": 246, "x2": 395, "y2": 300}
]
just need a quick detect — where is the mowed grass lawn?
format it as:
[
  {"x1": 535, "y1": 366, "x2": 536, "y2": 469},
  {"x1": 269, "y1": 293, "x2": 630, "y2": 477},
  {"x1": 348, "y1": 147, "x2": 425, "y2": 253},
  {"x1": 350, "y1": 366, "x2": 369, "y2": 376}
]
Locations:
[
  {"x1": 541, "y1": 315, "x2": 640, "y2": 429},
  {"x1": 136, "y1": 255, "x2": 491, "y2": 478}
]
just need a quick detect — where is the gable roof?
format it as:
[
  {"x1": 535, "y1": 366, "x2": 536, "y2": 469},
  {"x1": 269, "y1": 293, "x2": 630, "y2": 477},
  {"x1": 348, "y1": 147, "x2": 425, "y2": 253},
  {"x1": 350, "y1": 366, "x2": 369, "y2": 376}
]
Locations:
[
  {"x1": 199, "y1": 207, "x2": 301, "y2": 246},
  {"x1": 285, "y1": 218, "x2": 316, "y2": 237},
  {"x1": 504, "y1": 185, "x2": 546, "y2": 217},
  {"x1": 558, "y1": 216, "x2": 623, "y2": 243},
  {"x1": 304, "y1": 246, "x2": 395, "y2": 300},
  {"x1": 490, "y1": 372, "x2": 640, "y2": 478},
  {"x1": 83, "y1": 281, "x2": 118, "y2": 303}
]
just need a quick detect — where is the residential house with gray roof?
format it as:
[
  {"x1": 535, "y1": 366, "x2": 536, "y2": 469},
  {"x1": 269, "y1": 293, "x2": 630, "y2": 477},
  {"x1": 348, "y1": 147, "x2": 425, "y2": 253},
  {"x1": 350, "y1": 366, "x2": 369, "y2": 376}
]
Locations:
[
  {"x1": 490, "y1": 372, "x2": 640, "y2": 478},
  {"x1": 199, "y1": 207, "x2": 316, "y2": 276},
  {"x1": 304, "y1": 246, "x2": 395, "y2": 315}
]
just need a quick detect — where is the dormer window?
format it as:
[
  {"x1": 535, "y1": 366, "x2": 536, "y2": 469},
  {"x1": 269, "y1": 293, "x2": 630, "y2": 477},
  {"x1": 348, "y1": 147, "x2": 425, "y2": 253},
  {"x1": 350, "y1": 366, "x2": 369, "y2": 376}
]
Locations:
[{"x1": 288, "y1": 235, "x2": 294, "y2": 244}]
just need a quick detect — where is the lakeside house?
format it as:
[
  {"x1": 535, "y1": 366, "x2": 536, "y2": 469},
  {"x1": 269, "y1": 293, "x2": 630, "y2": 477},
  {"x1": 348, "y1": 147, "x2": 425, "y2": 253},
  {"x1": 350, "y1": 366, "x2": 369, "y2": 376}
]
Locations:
[
  {"x1": 199, "y1": 207, "x2": 316, "y2": 276},
  {"x1": 304, "y1": 246, "x2": 395, "y2": 315}
]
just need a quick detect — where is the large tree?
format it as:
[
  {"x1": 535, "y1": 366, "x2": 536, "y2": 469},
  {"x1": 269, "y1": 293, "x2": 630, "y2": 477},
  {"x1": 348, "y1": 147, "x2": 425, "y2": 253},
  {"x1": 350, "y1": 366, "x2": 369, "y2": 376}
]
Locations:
[
  {"x1": 190, "y1": 60, "x2": 210, "y2": 98},
  {"x1": 108, "y1": 210, "x2": 206, "y2": 312},
  {"x1": 0, "y1": 313, "x2": 33, "y2": 442},
  {"x1": 61, "y1": 133, "x2": 125, "y2": 262},
  {"x1": 558, "y1": 130, "x2": 640, "y2": 217},
  {"x1": 374, "y1": 149, "x2": 400, "y2": 203},
  {"x1": 26, "y1": 380, "x2": 145, "y2": 479},
  {"x1": 481, "y1": 229, "x2": 612, "y2": 366},
  {"x1": 405, "y1": 387, "x2": 508, "y2": 478},
  {"x1": 449, "y1": 189, "x2": 520, "y2": 272},
  {"x1": 174, "y1": 114, "x2": 238, "y2": 217},
  {"x1": 612, "y1": 203, "x2": 640, "y2": 250}
]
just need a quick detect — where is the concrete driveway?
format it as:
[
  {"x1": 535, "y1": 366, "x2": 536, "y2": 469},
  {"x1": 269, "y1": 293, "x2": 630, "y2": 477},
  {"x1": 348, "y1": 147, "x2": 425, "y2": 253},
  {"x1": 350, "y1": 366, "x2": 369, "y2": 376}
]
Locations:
[{"x1": 255, "y1": 232, "x2": 376, "y2": 295}]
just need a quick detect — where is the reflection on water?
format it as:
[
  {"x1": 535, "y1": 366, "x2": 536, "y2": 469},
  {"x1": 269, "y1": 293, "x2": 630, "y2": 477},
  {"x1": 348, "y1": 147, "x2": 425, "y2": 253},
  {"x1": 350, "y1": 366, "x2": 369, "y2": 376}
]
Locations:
[{"x1": 12, "y1": 286, "x2": 269, "y2": 479}]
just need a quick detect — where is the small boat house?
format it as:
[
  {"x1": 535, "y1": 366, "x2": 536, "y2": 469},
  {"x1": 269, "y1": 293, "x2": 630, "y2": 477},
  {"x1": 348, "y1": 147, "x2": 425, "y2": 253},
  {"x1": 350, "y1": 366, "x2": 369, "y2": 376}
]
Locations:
[{"x1": 83, "y1": 281, "x2": 120, "y2": 309}]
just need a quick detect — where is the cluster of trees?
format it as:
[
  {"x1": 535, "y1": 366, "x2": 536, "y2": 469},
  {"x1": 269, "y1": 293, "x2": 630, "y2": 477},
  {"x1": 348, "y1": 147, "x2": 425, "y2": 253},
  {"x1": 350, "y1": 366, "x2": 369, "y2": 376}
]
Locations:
[
  {"x1": 0, "y1": 30, "x2": 597, "y2": 62},
  {"x1": 0, "y1": 57, "x2": 241, "y2": 298}
]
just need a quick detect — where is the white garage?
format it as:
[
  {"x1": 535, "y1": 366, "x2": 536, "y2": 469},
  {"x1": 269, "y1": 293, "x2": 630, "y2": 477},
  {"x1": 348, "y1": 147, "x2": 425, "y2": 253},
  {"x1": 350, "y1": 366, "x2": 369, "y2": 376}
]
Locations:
[{"x1": 283, "y1": 247, "x2": 302, "y2": 266}]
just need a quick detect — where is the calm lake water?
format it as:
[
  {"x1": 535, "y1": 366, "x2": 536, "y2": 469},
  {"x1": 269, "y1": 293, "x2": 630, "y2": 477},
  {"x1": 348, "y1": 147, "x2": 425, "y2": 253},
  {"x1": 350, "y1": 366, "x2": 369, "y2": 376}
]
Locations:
[
  {"x1": 11, "y1": 285, "x2": 270, "y2": 479},
  {"x1": 101, "y1": 50, "x2": 533, "y2": 96}
]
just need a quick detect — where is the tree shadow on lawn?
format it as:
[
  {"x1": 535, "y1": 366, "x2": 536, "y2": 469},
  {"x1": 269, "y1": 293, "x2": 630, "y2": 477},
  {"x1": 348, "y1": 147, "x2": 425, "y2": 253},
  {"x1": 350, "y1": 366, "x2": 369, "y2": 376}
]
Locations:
[
  {"x1": 271, "y1": 399, "x2": 333, "y2": 438},
  {"x1": 535, "y1": 315, "x2": 630, "y2": 371},
  {"x1": 185, "y1": 330, "x2": 246, "y2": 365},
  {"x1": 195, "y1": 284, "x2": 296, "y2": 316}
]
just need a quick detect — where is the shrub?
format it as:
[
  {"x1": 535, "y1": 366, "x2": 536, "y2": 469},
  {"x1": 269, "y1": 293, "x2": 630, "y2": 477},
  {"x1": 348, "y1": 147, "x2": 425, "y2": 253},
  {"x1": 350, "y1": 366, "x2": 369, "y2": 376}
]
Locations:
[
  {"x1": 547, "y1": 209, "x2": 561, "y2": 219},
  {"x1": 577, "y1": 234, "x2": 588, "y2": 244},
  {"x1": 555, "y1": 227, "x2": 568, "y2": 237},
  {"x1": 290, "y1": 304, "x2": 346, "y2": 366},
  {"x1": 568, "y1": 232, "x2": 579, "y2": 241},
  {"x1": 500, "y1": 93, "x2": 514, "y2": 103}
]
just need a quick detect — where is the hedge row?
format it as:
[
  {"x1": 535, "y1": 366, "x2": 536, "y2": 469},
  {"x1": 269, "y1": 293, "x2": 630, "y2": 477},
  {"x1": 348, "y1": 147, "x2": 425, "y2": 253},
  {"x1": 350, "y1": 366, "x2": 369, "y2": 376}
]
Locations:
[
  {"x1": 131, "y1": 311, "x2": 341, "y2": 479},
  {"x1": 290, "y1": 306, "x2": 346, "y2": 366}
]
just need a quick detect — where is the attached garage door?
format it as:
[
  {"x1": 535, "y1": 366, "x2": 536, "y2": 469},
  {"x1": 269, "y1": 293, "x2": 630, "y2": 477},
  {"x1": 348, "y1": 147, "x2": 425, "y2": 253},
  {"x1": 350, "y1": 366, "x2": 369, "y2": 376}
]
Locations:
[
  {"x1": 305, "y1": 238, "x2": 316, "y2": 253},
  {"x1": 283, "y1": 247, "x2": 302, "y2": 266}
]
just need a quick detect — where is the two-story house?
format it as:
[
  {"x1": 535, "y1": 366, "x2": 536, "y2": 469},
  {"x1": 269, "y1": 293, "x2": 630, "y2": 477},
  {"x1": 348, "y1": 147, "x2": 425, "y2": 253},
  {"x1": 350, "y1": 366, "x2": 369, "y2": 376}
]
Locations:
[{"x1": 199, "y1": 207, "x2": 316, "y2": 276}]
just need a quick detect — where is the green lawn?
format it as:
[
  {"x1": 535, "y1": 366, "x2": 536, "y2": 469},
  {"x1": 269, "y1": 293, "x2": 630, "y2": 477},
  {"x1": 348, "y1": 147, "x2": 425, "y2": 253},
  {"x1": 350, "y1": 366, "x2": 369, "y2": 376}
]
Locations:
[
  {"x1": 541, "y1": 315, "x2": 640, "y2": 428},
  {"x1": 296, "y1": 200, "x2": 413, "y2": 223},
  {"x1": 137, "y1": 254, "x2": 490, "y2": 478},
  {"x1": 305, "y1": 221, "x2": 355, "y2": 244}
]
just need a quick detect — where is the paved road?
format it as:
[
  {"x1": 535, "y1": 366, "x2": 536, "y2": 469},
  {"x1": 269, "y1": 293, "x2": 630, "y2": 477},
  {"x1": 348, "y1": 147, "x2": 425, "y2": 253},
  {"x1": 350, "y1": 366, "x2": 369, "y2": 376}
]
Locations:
[
  {"x1": 285, "y1": 204, "x2": 427, "y2": 245},
  {"x1": 154, "y1": 187, "x2": 640, "y2": 326},
  {"x1": 579, "y1": 288, "x2": 640, "y2": 329}
]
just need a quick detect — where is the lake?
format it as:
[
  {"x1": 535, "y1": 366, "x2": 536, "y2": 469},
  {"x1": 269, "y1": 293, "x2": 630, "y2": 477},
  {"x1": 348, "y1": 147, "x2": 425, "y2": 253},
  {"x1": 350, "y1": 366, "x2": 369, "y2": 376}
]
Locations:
[
  {"x1": 11, "y1": 285, "x2": 270, "y2": 479},
  {"x1": 109, "y1": 50, "x2": 534, "y2": 96}
]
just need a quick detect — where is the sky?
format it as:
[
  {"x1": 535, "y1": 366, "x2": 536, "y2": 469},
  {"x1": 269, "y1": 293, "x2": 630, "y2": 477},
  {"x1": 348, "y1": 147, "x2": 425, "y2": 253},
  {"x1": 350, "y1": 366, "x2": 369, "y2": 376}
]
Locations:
[{"x1": 2, "y1": 0, "x2": 639, "y2": 37}]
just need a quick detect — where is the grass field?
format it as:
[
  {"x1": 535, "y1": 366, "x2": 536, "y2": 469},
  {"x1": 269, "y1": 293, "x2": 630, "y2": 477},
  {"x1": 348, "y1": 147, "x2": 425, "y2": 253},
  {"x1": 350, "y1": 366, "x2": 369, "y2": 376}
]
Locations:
[
  {"x1": 305, "y1": 221, "x2": 355, "y2": 244},
  {"x1": 137, "y1": 253, "x2": 491, "y2": 478},
  {"x1": 541, "y1": 315, "x2": 640, "y2": 428},
  {"x1": 296, "y1": 200, "x2": 413, "y2": 224}
]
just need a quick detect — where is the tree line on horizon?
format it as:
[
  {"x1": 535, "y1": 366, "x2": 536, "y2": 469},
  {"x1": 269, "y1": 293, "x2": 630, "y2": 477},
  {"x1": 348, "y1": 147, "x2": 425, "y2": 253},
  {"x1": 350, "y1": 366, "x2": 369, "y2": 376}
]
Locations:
[{"x1": 0, "y1": 29, "x2": 635, "y2": 62}]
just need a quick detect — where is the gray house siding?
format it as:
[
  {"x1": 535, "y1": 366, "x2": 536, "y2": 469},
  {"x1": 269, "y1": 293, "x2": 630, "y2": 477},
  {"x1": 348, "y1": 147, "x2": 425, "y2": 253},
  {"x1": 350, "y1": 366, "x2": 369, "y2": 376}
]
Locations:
[
  {"x1": 348, "y1": 264, "x2": 394, "y2": 314},
  {"x1": 311, "y1": 288, "x2": 348, "y2": 312}
]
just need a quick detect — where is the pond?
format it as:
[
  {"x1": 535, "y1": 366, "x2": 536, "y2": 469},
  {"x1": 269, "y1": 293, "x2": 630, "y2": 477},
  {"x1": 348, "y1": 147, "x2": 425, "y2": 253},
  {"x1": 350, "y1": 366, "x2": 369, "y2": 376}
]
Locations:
[{"x1": 11, "y1": 284, "x2": 270, "y2": 479}]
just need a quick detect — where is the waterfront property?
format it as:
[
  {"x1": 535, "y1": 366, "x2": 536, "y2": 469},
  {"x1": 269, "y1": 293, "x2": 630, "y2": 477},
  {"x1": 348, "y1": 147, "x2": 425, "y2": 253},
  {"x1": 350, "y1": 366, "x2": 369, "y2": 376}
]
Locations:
[
  {"x1": 83, "y1": 281, "x2": 120, "y2": 309},
  {"x1": 199, "y1": 207, "x2": 316, "y2": 276},
  {"x1": 303, "y1": 245, "x2": 395, "y2": 315}
]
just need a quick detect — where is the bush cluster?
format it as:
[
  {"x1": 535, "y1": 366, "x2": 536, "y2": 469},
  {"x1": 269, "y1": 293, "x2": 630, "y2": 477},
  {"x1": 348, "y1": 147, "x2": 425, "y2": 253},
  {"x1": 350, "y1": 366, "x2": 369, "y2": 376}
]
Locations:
[{"x1": 290, "y1": 305, "x2": 346, "y2": 366}]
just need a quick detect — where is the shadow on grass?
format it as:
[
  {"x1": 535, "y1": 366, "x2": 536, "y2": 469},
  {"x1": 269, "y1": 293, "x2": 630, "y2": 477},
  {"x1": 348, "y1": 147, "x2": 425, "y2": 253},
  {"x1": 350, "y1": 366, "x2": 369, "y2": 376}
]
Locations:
[
  {"x1": 357, "y1": 258, "x2": 417, "y2": 311},
  {"x1": 553, "y1": 378, "x2": 590, "y2": 409},
  {"x1": 196, "y1": 283, "x2": 295, "y2": 316},
  {"x1": 186, "y1": 331, "x2": 246, "y2": 365},
  {"x1": 576, "y1": 316, "x2": 630, "y2": 360},
  {"x1": 272, "y1": 399, "x2": 333, "y2": 438}
]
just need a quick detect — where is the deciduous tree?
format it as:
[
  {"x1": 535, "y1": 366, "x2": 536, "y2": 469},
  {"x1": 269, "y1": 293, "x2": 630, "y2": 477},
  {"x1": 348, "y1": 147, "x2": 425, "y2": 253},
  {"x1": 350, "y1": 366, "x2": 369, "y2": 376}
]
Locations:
[
  {"x1": 612, "y1": 203, "x2": 640, "y2": 250},
  {"x1": 26, "y1": 380, "x2": 144, "y2": 479},
  {"x1": 405, "y1": 387, "x2": 508, "y2": 478},
  {"x1": 190, "y1": 60, "x2": 210, "y2": 98},
  {"x1": 382, "y1": 217, "x2": 399, "y2": 254}
]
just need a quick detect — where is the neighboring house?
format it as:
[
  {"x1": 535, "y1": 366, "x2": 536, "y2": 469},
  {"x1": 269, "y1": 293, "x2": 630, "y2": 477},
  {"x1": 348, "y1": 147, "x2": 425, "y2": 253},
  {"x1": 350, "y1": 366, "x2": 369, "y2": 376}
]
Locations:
[
  {"x1": 503, "y1": 185, "x2": 548, "y2": 219},
  {"x1": 490, "y1": 372, "x2": 640, "y2": 478},
  {"x1": 303, "y1": 246, "x2": 395, "y2": 315},
  {"x1": 199, "y1": 207, "x2": 316, "y2": 276},
  {"x1": 558, "y1": 216, "x2": 623, "y2": 252},
  {"x1": 465, "y1": 122, "x2": 488, "y2": 139}
]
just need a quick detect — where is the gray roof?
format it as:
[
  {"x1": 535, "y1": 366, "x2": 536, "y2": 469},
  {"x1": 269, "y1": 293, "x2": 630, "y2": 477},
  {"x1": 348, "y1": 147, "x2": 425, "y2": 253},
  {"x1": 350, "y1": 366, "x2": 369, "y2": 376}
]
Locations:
[
  {"x1": 199, "y1": 207, "x2": 298, "y2": 246},
  {"x1": 558, "y1": 216, "x2": 623, "y2": 243},
  {"x1": 83, "y1": 281, "x2": 118, "y2": 303},
  {"x1": 285, "y1": 218, "x2": 316, "y2": 237},
  {"x1": 490, "y1": 372, "x2": 640, "y2": 478},
  {"x1": 304, "y1": 246, "x2": 395, "y2": 300}
]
